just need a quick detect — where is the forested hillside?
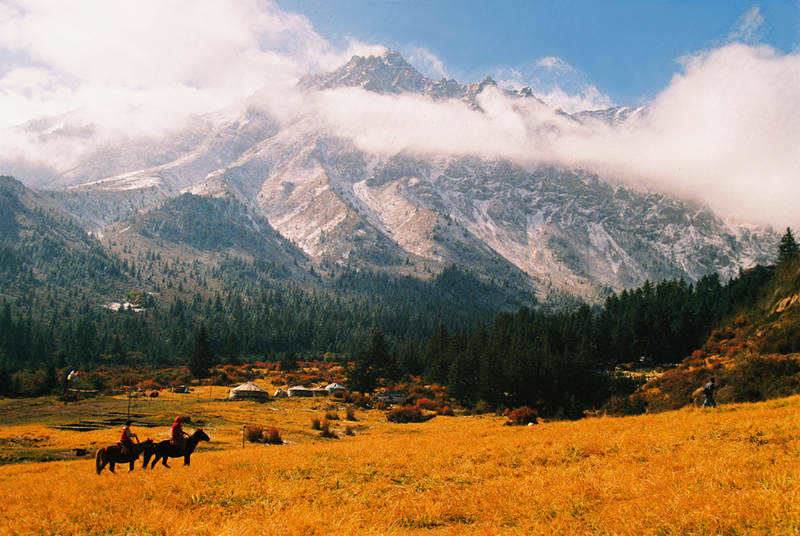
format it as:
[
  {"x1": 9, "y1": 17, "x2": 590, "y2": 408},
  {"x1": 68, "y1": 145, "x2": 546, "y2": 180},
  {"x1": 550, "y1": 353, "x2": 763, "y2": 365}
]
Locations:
[
  {"x1": 636, "y1": 234, "x2": 800, "y2": 412},
  {"x1": 349, "y1": 265, "x2": 776, "y2": 417},
  {"x1": 0, "y1": 176, "x2": 135, "y2": 298}
]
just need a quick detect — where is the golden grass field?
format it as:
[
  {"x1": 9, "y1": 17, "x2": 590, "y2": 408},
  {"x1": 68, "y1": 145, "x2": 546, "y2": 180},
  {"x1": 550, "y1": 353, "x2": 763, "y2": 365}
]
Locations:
[{"x1": 1, "y1": 388, "x2": 800, "y2": 535}]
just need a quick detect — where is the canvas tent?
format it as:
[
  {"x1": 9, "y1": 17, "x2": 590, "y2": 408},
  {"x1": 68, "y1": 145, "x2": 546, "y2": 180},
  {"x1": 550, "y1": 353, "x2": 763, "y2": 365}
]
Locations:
[
  {"x1": 287, "y1": 385, "x2": 314, "y2": 397},
  {"x1": 228, "y1": 382, "x2": 269, "y2": 401},
  {"x1": 325, "y1": 383, "x2": 346, "y2": 393}
]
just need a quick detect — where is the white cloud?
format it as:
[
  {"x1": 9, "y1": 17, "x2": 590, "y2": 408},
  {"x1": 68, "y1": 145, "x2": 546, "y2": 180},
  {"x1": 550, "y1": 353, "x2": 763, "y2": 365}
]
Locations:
[
  {"x1": 496, "y1": 56, "x2": 614, "y2": 112},
  {"x1": 406, "y1": 47, "x2": 448, "y2": 79},
  {"x1": 0, "y1": 0, "x2": 376, "y2": 131},
  {"x1": 536, "y1": 56, "x2": 575, "y2": 73},
  {"x1": 728, "y1": 6, "x2": 765, "y2": 44},
  {"x1": 0, "y1": 0, "x2": 385, "y2": 179},
  {"x1": 303, "y1": 43, "x2": 800, "y2": 230}
]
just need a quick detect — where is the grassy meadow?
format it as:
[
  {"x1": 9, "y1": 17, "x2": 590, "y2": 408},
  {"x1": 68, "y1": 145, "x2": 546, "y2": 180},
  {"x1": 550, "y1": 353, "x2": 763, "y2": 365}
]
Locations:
[{"x1": 1, "y1": 388, "x2": 800, "y2": 535}]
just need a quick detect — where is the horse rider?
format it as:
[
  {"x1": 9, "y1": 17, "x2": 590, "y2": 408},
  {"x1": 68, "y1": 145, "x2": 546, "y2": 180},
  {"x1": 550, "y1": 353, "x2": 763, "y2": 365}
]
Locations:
[
  {"x1": 171, "y1": 416, "x2": 191, "y2": 450},
  {"x1": 119, "y1": 419, "x2": 139, "y2": 456}
]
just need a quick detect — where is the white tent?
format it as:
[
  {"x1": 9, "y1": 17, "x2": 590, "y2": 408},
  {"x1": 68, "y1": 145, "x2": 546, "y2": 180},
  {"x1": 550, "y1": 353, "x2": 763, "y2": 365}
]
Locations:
[
  {"x1": 287, "y1": 385, "x2": 314, "y2": 397},
  {"x1": 228, "y1": 382, "x2": 269, "y2": 401},
  {"x1": 325, "y1": 382, "x2": 346, "y2": 392}
]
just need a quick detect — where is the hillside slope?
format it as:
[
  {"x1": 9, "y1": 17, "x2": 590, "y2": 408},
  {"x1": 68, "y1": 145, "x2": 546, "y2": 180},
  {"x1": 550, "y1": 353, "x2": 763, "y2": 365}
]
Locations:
[
  {"x1": 0, "y1": 175, "x2": 136, "y2": 300},
  {"x1": 637, "y1": 258, "x2": 800, "y2": 411}
]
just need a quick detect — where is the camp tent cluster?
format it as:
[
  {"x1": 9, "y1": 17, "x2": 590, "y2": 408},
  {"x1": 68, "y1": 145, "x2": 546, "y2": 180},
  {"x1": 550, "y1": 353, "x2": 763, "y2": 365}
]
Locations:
[{"x1": 230, "y1": 382, "x2": 346, "y2": 400}]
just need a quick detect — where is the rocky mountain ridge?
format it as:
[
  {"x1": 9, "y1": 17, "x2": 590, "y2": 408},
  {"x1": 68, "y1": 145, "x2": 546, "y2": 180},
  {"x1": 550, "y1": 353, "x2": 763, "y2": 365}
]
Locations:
[{"x1": 1, "y1": 51, "x2": 778, "y2": 303}]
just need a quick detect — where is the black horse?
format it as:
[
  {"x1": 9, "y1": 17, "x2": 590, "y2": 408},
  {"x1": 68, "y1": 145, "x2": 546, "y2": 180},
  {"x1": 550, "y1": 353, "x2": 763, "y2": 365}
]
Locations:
[
  {"x1": 144, "y1": 429, "x2": 210, "y2": 469},
  {"x1": 95, "y1": 439, "x2": 153, "y2": 474}
]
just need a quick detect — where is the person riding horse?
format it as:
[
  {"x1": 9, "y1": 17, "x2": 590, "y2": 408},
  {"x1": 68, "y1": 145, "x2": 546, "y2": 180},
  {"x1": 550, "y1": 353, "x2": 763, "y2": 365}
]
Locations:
[
  {"x1": 171, "y1": 416, "x2": 191, "y2": 450},
  {"x1": 118, "y1": 419, "x2": 139, "y2": 456}
]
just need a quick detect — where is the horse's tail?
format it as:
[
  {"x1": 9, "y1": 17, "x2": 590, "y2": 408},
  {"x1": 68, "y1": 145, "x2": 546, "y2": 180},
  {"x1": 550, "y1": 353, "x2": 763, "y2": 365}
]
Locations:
[{"x1": 95, "y1": 448, "x2": 105, "y2": 474}]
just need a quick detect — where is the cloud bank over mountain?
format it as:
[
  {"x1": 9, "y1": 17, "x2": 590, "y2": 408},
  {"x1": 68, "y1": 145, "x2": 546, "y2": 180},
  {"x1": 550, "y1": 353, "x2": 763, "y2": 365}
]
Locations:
[{"x1": 0, "y1": 1, "x2": 798, "y2": 229}]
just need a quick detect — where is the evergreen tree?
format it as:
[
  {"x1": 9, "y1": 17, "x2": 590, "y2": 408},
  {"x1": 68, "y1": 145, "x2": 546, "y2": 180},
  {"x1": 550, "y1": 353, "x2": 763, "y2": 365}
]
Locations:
[
  {"x1": 778, "y1": 227, "x2": 799, "y2": 264},
  {"x1": 348, "y1": 330, "x2": 391, "y2": 394},
  {"x1": 280, "y1": 351, "x2": 298, "y2": 372},
  {"x1": 189, "y1": 325, "x2": 214, "y2": 378}
]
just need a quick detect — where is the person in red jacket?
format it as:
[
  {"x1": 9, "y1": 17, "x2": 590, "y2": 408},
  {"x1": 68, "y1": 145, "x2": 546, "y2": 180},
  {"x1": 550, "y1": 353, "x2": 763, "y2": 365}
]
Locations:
[
  {"x1": 171, "y1": 416, "x2": 190, "y2": 450},
  {"x1": 119, "y1": 419, "x2": 139, "y2": 457}
]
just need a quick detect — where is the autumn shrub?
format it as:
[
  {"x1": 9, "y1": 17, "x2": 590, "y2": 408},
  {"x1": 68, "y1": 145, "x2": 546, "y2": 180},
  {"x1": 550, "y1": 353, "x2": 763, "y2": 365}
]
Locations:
[
  {"x1": 386, "y1": 406, "x2": 431, "y2": 423},
  {"x1": 722, "y1": 355, "x2": 800, "y2": 402},
  {"x1": 375, "y1": 400, "x2": 388, "y2": 411},
  {"x1": 245, "y1": 425, "x2": 264, "y2": 443},
  {"x1": 343, "y1": 391, "x2": 372, "y2": 408},
  {"x1": 311, "y1": 417, "x2": 322, "y2": 431},
  {"x1": 505, "y1": 406, "x2": 539, "y2": 426},
  {"x1": 413, "y1": 397, "x2": 439, "y2": 411},
  {"x1": 690, "y1": 349, "x2": 706, "y2": 361},
  {"x1": 603, "y1": 395, "x2": 647, "y2": 416},
  {"x1": 263, "y1": 427, "x2": 283, "y2": 445},
  {"x1": 472, "y1": 399, "x2": 491, "y2": 415},
  {"x1": 325, "y1": 411, "x2": 340, "y2": 421},
  {"x1": 344, "y1": 425, "x2": 354, "y2": 436},
  {"x1": 345, "y1": 406, "x2": 356, "y2": 421},
  {"x1": 437, "y1": 405, "x2": 454, "y2": 416},
  {"x1": 320, "y1": 419, "x2": 337, "y2": 438}
]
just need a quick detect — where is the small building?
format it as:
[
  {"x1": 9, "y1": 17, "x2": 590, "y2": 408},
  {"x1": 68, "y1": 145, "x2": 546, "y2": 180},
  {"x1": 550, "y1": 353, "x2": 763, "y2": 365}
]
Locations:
[
  {"x1": 287, "y1": 385, "x2": 314, "y2": 397},
  {"x1": 228, "y1": 382, "x2": 269, "y2": 401},
  {"x1": 311, "y1": 388, "x2": 329, "y2": 397},
  {"x1": 325, "y1": 382, "x2": 346, "y2": 393}
]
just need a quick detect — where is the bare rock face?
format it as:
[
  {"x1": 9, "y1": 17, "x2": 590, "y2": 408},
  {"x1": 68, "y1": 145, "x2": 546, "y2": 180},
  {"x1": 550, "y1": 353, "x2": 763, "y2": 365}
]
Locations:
[{"x1": 11, "y1": 51, "x2": 777, "y2": 302}]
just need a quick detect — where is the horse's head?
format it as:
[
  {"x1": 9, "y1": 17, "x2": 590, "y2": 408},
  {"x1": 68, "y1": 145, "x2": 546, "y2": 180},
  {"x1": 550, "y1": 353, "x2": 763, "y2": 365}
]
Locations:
[{"x1": 194, "y1": 428, "x2": 210, "y2": 442}]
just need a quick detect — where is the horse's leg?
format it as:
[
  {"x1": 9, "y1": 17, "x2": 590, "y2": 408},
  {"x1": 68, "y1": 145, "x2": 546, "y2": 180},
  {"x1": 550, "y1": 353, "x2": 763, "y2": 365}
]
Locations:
[
  {"x1": 129, "y1": 460, "x2": 135, "y2": 471},
  {"x1": 184, "y1": 454, "x2": 190, "y2": 466},
  {"x1": 109, "y1": 461, "x2": 116, "y2": 473}
]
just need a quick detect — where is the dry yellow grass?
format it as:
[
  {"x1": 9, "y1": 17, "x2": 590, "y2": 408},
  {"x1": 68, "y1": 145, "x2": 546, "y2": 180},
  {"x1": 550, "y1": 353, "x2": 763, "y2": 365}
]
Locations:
[{"x1": 2, "y1": 393, "x2": 800, "y2": 535}]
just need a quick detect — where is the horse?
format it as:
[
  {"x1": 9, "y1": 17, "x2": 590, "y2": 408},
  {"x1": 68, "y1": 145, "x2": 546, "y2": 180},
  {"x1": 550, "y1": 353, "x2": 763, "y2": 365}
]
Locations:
[
  {"x1": 95, "y1": 439, "x2": 153, "y2": 475},
  {"x1": 144, "y1": 428, "x2": 210, "y2": 469}
]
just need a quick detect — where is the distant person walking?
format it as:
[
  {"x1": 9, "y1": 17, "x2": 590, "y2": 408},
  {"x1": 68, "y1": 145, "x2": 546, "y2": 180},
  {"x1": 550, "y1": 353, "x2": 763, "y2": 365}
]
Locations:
[
  {"x1": 702, "y1": 377, "x2": 716, "y2": 408},
  {"x1": 119, "y1": 419, "x2": 139, "y2": 456},
  {"x1": 171, "y1": 416, "x2": 191, "y2": 450}
]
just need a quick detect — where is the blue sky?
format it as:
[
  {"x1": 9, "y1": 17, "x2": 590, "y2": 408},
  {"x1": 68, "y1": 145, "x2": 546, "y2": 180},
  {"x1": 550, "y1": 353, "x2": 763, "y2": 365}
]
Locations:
[{"x1": 276, "y1": 0, "x2": 799, "y2": 104}]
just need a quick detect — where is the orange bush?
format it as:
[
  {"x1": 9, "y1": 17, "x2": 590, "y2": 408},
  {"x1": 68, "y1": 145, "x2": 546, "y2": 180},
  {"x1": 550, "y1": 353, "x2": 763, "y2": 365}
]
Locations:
[
  {"x1": 263, "y1": 427, "x2": 282, "y2": 445},
  {"x1": 506, "y1": 406, "x2": 538, "y2": 426}
]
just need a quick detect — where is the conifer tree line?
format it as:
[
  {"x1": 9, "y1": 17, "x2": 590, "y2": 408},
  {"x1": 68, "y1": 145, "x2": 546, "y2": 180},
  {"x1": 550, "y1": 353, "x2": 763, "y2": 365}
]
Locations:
[
  {"x1": 379, "y1": 266, "x2": 774, "y2": 416},
  {"x1": 0, "y1": 265, "x2": 512, "y2": 395},
  {"x1": 0, "y1": 260, "x2": 773, "y2": 410}
]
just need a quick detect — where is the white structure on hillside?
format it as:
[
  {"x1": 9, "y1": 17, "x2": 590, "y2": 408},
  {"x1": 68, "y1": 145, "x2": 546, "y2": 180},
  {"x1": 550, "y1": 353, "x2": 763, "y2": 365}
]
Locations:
[{"x1": 228, "y1": 382, "x2": 269, "y2": 401}]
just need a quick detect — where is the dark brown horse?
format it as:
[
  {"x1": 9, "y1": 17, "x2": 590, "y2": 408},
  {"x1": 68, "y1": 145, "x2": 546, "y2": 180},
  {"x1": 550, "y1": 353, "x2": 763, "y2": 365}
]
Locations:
[
  {"x1": 95, "y1": 439, "x2": 153, "y2": 474},
  {"x1": 144, "y1": 429, "x2": 210, "y2": 469}
]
